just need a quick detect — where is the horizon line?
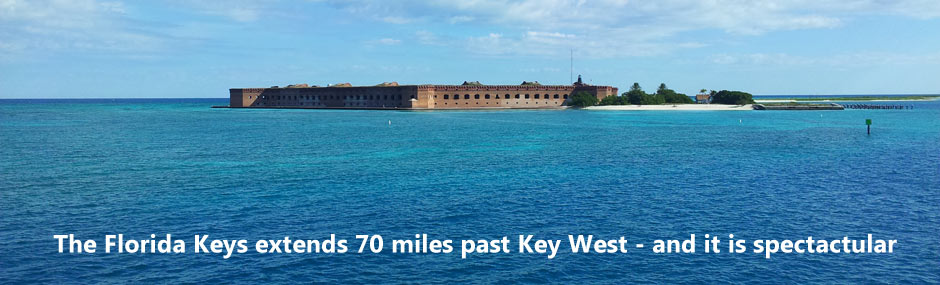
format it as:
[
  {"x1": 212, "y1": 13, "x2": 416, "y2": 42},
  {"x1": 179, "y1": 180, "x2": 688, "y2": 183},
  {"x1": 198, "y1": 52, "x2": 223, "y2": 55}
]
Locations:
[{"x1": 3, "y1": 94, "x2": 940, "y2": 100}]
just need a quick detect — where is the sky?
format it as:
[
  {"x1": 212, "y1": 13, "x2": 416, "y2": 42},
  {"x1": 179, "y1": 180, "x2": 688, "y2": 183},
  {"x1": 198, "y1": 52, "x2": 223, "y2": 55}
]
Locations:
[{"x1": 1, "y1": 0, "x2": 939, "y2": 98}]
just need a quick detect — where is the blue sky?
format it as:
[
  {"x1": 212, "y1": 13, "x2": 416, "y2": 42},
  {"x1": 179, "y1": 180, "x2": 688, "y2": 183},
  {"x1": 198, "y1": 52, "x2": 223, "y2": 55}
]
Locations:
[{"x1": 1, "y1": 0, "x2": 939, "y2": 98}]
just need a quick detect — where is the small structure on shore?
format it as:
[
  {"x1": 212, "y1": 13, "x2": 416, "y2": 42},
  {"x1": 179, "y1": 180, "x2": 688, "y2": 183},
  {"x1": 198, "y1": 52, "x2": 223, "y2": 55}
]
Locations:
[{"x1": 696, "y1": 93, "x2": 711, "y2": 104}]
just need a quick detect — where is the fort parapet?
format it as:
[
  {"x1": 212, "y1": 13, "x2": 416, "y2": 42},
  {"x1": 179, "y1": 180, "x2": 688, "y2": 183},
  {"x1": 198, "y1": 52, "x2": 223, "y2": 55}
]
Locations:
[{"x1": 226, "y1": 79, "x2": 617, "y2": 110}]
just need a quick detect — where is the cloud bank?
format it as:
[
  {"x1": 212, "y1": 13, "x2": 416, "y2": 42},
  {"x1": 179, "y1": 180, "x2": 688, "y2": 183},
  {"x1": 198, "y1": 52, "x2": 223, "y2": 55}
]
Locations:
[{"x1": 323, "y1": 0, "x2": 940, "y2": 57}]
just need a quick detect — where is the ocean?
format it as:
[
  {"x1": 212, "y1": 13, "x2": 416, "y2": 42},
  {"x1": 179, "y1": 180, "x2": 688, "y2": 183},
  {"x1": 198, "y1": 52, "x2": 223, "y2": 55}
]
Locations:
[{"x1": 1, "y1": 98, "x2": 938, "y2": 283}]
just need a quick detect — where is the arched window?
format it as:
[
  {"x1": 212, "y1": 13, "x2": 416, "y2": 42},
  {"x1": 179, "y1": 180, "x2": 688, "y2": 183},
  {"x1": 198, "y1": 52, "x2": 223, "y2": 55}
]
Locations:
[
  {"x1": 505, "y1": 94, "x2": 510, "y2": 99},
  {"x1": 444, "y1": 95, "x2": 449, "y2": 99},
  {"x1": 535, "y1": 94, "x2": 540, "y2": 99},
  {"x1": 515, "y1": 94, "x2": 520, "y2": 99},
  {"x1": 554, "y1": 94, "x2": 559, "y2": 99},
  {"x1": 563, "y1": 94, "x2": 568, "y2": 99},
  {"x1": 454, "y1": 95, "x2": 459, "y2": 100},
  {"x1": 524, "y1": 94, "x2": 530, "y2": 99},
  {"x1": 485, "y1": 94, "x2": 490, "y2": 99},
  {"x1": 495, "y1": 94, "x2": 500, "y2": 99},
  {"x1": 464, "y1": 94, "x2": 470, "y2": 99}
]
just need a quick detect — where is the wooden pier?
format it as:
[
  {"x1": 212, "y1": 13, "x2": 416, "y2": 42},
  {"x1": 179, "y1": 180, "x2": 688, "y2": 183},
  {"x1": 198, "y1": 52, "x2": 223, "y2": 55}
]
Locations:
[
  {"x1": 843, "y1": 104, "x2": 913, "y2": 110},
  {"x1": 754, "y1": 103, "x2": 844, "y2": 110}
]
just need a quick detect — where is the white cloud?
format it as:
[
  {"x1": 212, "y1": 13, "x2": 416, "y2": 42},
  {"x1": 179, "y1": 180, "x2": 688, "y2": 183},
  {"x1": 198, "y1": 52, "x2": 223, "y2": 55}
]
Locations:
[
  {"x1": 0, "y1": 0, "x2": 170, "y2": 59},
  {"x1": 382, "y1": 16, "x2": 412, "y2": 24},
  {"x1": 323, "y1": 0, "x2": 940, "y2": 57},
  {"x1": 324, "y1": 0, "x2": 866, "y2": 32},
  {"x1": 464, "y1": 27, "x2": 699, "y2": 58},
  {"x1": 0, "y1": 0, "x2": 125, "y2": 28},
  {"x1": 708, "y1": 53, "x2": 815, "y2": 65},
  {"x1": 371, "y1": 38, "x2": 402, "y2": 45},
  {"x1": 415, "y1": 30, "x2": 437, "y2": 44},
  {"x1": 448, "y1": 15, "x2": 473, "y2": 24},
  {"x1": 709, "y1": 52, "x2": 940, "y2": 66},
  {"x1": 168, "y1": 0, "x2": 282, "y2": 22},
  {"x1": 5, "y1": 0, "x2": 939, "y2": 62}
]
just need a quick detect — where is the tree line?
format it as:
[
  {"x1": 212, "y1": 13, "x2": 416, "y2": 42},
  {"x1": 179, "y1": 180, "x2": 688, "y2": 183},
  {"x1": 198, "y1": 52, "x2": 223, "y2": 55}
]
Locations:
[{"x1": 569, "y1": 83, "x2": 754, "y2": 107}]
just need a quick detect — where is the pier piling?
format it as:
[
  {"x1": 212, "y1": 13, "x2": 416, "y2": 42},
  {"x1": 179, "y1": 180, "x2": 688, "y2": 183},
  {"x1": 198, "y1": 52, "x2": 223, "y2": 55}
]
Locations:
[{"x1": 845, "y1": 104, "x2": 912, "y2": 110}]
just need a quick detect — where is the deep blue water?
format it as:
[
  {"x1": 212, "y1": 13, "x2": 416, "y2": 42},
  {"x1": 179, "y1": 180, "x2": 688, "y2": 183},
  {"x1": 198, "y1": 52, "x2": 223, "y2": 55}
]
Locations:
[{"x1": 1, "y1": 99, "x2": 939, "y2": 283}]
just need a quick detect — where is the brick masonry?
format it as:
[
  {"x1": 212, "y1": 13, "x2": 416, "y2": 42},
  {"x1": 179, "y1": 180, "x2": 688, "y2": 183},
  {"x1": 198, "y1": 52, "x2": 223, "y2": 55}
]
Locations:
[{"x1": 229, "y1": 82, "x2": 618, "y2": 109}]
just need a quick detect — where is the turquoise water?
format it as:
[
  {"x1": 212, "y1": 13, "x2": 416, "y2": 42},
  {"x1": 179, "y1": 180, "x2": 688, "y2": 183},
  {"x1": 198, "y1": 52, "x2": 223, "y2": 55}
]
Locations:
[{"x1": 1, "y1": 99, "x2": 939, "y2": 283}]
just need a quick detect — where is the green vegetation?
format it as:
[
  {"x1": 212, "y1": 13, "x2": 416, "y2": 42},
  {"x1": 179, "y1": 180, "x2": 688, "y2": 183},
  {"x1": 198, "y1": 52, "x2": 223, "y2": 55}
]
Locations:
[
  {"x1": 462, "y1": 81, "x2": 483, "y2": 86},
  {"x1": 597, "y1": 83, "x2": 693, "y2": 105},
  {"x1": 569, "y1": 91, "x2": 599, "y2": 108},
  {"x1": 521, "y1": 81, "x2": 542, "y2": 86},
  {"x1": 625, "y1": 82, "x2": 647, "y2": 104},
  {"x1": 599, "y1": 94, "x2": 624, "y2": 105},
  {"x1": 711, "y1": 90, "x2": 755, "y2": 105},
  {"x1": 658, "y1": 83, "x2": 694, "y2": 104}
]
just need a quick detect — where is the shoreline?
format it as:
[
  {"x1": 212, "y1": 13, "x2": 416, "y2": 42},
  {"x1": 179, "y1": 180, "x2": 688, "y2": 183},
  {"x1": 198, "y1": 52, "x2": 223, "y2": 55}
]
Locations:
[{"x1": 585, "y1": 104, "x2": 753, "y2": 111}]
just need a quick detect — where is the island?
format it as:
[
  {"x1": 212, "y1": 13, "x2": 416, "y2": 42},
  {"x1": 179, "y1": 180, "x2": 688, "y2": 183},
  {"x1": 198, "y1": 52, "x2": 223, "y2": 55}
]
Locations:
[{"x1": 220, "y1": 76, "x2": 616, "y2": 110}]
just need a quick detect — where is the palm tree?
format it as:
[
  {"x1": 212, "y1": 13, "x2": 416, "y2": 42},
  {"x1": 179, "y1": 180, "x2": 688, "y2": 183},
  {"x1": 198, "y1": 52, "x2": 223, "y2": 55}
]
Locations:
[{"x1": 630, "y1": 82, "x2": 642, "y2": 92}]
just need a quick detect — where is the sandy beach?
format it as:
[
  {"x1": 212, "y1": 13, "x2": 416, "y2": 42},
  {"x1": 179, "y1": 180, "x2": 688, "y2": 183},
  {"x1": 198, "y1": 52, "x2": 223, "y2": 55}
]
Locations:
[{"x1": 585, "y1": 104, "x2": 754, "y2": 111}]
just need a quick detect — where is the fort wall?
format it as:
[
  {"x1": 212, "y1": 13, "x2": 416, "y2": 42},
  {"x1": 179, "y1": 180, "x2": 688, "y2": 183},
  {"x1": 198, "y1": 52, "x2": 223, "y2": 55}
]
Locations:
[{"x1": 228, "y1": 84, "x2": 617, "y2": 110}]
